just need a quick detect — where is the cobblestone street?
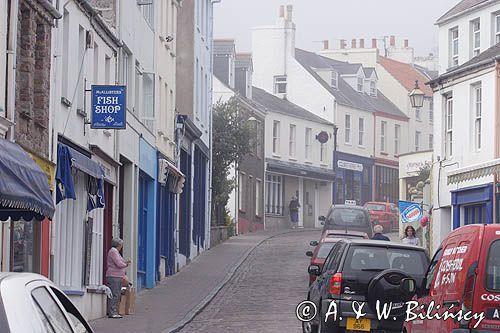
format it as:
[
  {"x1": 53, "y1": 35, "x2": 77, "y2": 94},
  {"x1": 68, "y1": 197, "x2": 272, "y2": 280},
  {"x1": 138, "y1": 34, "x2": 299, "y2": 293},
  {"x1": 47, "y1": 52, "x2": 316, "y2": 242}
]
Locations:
[{"x1": 180, "y1": 230, "x2": 318, "y2": 332}]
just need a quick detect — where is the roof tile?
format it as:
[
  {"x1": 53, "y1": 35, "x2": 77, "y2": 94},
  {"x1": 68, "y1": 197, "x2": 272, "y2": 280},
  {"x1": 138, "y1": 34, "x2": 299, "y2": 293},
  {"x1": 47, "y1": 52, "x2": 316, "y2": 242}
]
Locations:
[{"x1": 378, "y1": 57, "x2": 433, "y2": 97}]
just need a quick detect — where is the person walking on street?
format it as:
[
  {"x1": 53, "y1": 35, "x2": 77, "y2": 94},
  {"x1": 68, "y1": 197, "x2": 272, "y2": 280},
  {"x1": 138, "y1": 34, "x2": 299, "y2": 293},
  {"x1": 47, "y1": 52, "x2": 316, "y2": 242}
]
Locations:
[
  {"x1": 402, "y1": 225, "x2": 420, "y2": 246},
  {"x1": 371, "y1": 224, "x2": 390, "y2": 241},
  {"x1": 289, "y1": 196, "x2": 300, "y2": 229},
  {"x1": 106, "y1": 238, "x2": 131, "y2": 318}
]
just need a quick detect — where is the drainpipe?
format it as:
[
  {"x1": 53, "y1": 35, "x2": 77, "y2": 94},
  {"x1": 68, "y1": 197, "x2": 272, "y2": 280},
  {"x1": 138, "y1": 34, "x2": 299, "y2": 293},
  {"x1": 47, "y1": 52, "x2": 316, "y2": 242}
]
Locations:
[
  {"x1": 6, "y1": 0, "x2": 19, "y2": 141},
  {"x1": 494, "y1": 61, "x2": 500, "y2": 222}
]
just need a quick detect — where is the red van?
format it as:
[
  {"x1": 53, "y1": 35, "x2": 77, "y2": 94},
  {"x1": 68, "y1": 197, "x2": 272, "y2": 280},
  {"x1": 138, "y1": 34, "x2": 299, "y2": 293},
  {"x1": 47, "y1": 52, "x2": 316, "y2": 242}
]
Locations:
[{"x1": 405, "y1": 224, "x2": 500, "y2": 333}]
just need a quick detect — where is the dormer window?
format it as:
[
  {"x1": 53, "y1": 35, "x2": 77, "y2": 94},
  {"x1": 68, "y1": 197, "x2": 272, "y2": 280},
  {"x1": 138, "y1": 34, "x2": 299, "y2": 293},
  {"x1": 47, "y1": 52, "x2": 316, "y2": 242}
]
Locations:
[
  {"x1": 274, "y1": 75, "x2": 287, "y2": 94},
  {"x1": 331, "y1": 71, "x2": 338, "y2": 89},
  {"x1": 357, "y1": 77, "x2": 364, "y2": 92},
  {"x1": 370, "y1": 81, "x2": 376, "y2": 96}
]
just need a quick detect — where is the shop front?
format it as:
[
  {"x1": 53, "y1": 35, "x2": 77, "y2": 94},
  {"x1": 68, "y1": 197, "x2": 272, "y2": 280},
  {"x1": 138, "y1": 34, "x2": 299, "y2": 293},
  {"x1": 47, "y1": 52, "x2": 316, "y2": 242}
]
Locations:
[
  {"x1": 451, "y1": 184, "x2": 494, "y2": 228},
  {"x1": 334, "y1": 152, "x2": 373, "y2": 206}
]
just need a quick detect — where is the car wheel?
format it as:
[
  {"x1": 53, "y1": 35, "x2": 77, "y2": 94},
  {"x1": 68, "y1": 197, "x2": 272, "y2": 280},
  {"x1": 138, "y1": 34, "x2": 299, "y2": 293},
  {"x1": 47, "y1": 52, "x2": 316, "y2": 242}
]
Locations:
[{"x1": 367, "y1": 269, "x2": 414, "y2": 317}]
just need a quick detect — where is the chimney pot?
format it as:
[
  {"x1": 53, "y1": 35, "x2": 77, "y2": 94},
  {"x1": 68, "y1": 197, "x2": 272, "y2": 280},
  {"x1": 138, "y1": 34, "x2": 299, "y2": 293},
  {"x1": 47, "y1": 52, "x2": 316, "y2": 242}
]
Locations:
[
  {"x1": 404, "y1": 39, "x2": 409, "y2": 48},
  {"x1": 359, "y1": 39, "x2": 365, "y2": 48},
  {"x1": 372, "y1": 38, "x2": 377, "y2": 48},
  {"x1": 323, "y1": 40, "x2": 329, "y2": 50},
  {"x1": 351, "y1": 39, "x2": 357, "y2": 48},
  {"x1": 279, "y1": 5, "x2": 285, "y2": 17},
  {"x1": 390, "y1": 35, "x2": 396, "y2": 47}
]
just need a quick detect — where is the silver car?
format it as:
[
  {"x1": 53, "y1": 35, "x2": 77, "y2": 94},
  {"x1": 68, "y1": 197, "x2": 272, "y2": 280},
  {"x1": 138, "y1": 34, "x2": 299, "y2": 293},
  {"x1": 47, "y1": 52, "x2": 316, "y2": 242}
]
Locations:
[{"x1": 0, "y1": 272, "x2": 94, "y2": 333}]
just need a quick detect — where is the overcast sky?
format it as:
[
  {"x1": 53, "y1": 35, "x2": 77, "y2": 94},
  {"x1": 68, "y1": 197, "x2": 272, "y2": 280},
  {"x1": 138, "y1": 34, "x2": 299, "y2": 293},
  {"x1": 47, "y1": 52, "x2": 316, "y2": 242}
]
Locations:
[{"x1": 214, "y1": 0, "x2": 460, "y2": 56}]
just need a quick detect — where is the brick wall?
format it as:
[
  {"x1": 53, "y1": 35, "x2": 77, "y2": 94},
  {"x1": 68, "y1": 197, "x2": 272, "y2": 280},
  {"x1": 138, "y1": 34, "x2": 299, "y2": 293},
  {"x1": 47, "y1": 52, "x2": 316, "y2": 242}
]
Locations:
[{"x1": 15, "y1": 0, "x2": 53, "y2": 158}]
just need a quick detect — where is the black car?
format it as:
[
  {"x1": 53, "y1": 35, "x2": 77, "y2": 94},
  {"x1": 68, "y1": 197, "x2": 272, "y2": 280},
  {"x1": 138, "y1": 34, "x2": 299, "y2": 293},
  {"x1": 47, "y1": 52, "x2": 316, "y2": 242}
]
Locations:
[
  {"x1": 319, "y1": 205, "x2": 373, "y2": 239},
  {"x1": 303, "y1": 239, "x2": 430, "y2": 333}
]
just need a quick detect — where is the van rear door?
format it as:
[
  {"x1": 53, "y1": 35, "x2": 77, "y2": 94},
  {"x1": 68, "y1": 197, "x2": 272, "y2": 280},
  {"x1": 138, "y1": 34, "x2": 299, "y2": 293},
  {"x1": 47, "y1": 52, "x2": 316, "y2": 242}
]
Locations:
[{"x1": 473, "y1": 224, "x2": 500, "y2": 331}]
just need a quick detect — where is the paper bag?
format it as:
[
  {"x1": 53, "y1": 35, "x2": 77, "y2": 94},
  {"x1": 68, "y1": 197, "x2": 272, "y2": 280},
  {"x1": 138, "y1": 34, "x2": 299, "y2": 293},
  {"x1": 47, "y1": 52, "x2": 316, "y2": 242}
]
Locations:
[
  {"x1": 118, "y1": 291, "x2": 127, "y2": 315},
  {"x1": 125, "y1": 287, "x2": 136, "y2": 315}
]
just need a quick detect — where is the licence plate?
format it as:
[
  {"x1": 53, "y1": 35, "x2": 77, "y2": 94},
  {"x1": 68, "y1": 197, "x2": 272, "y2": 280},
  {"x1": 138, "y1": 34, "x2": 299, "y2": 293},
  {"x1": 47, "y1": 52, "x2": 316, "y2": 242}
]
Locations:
[{"x1": 346, "y1": 317, "x2": 371, "y2": 331}]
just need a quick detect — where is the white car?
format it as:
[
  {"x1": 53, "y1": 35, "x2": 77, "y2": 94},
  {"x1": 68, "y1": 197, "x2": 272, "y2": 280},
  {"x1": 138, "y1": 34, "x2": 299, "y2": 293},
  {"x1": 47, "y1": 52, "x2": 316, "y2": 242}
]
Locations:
[{"x1": 0, "y1": 272, "x2": 94, "y2": 333}]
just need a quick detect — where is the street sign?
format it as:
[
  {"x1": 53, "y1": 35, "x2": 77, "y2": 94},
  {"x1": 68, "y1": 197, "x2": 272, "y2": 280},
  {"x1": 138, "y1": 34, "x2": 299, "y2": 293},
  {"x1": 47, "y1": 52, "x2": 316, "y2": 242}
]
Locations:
[
  {"x1": 399, "y1": 200, "x2": 423, "y2": 223},
  {"x1": 316, "y1": 131, "x2": 329, "y2": 144},
  {"x1": 91, "y1": 85, "x2": 126, "y2": 129}
]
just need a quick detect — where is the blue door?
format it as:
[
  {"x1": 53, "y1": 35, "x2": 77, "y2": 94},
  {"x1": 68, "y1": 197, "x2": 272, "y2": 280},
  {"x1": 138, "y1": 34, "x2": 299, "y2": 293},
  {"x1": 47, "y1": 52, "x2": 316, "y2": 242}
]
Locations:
[
  {"x1": 138, "y1": 173, "x2": 148, "y2": 290},
  {"x1": 157, "y1": 184, "x2": 175, "y2": 276},
  {"x1": 179, "y1": 150, "x2": 191, "y2": 258}
]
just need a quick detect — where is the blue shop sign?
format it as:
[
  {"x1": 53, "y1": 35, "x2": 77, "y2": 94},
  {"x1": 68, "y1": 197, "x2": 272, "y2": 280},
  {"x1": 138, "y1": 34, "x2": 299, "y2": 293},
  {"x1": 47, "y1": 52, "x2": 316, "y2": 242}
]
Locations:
[
  {"x1": 399, "y1": 200, "x2": 423, "y2": 223},
  {"x1": 91, "y1": 85, "x2": 126, "y2": 129}
]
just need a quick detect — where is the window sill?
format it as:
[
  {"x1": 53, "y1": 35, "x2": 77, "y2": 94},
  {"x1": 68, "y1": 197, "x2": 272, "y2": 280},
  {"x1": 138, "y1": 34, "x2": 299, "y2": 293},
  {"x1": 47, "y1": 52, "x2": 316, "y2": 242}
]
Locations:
[
  {"x1": 289, "y1": 157, "x2": 297, "y2": 162},
  {"x1": 304, "y1": 160, "x2": 313, "y2": 164},
  {"x1": 87, "y1": 288, "x2": 106, "y2": 295},
  {"x1": 272, "y1": 154, "x2": 281, "y2": 158},
  {"x1": 345, "y1": 142, "x2": 352, "y2": 146},
  {"x1": 358, "y1": 145, "x2": 366, "y2": 149},
  {"x1": 63, "y1": 290, "x2": 85, "y2": 296},
  {"x1": 320, "y1": 163, "x2": 329, "y2": 168},
  {"x1": 380, "y1": 152, "x2": 389, "y2": 156},
  {"x1": 238, "y1": 209, "x2": 246, "y2": 214}
]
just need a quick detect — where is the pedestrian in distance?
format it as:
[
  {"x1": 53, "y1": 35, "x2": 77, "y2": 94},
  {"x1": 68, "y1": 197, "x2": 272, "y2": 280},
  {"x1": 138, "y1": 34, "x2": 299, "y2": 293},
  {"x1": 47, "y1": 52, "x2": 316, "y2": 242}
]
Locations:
[
  {"x1": 106, "y1": 238, "x2": 131, "y2": 319},
  {"x1": 289, "y1": 196, "x2": 300, "y2": 229},
  {"x1": 371, "y1": 224, "x2": 390, "y2": 241},
  {"x1": 402, "y1": 225, "x2": 420, "y2": 246}
]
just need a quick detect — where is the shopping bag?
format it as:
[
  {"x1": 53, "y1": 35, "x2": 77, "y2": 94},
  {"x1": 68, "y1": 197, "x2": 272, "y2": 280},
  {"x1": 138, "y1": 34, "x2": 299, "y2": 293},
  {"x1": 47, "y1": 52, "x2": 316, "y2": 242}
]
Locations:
[
  {"x1": 118, "y1": 291, "x2": 127, "y2": 315},
  {"x1": 125, "y1": 287, "x2": 136, "y2": 315}
]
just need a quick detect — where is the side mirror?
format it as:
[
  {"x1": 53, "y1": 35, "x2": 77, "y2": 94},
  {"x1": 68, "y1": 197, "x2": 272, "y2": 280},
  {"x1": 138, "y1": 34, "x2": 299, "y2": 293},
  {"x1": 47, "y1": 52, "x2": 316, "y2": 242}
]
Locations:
[
  {"x1": 318, "y1": 216, "x2": 326, "y2": 222},
  {"x1": 400, "y1": 278, "x2": 417, "y2": 295},
  {"x1": 309, "y1": 241, "x2": 318, "y2": 246},
  {"x1": 308, "y1": 265, "x2": 321, "y2": 276},
  {"x1": 306, "y1": 251, "x2": 314, "y2": 257}
]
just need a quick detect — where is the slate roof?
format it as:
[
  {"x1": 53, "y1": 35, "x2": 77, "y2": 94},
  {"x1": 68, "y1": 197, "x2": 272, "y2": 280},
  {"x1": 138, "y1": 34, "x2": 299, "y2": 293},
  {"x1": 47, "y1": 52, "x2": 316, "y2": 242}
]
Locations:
[
  {"x1": 251, "y1": 86, "x2": 333, "y2": 125},
  {"x1": 436, "y1": 0, "x2": 491, "y2": 24},
  {"x1": 378, "y1": 57, "x2": 433, "y2": 97},
  {"x1": 213, "y1": 39, "x2": 235, "y2": 55},
  {"x1": 363, "y1": 67, "x2": 377, "y2": 78},
  {"x1": 294, "y1": 48, "x2": 407, "y2": 119},
  {"x1": 429, "y1": 42, "x2": 500, "y2": 86}
]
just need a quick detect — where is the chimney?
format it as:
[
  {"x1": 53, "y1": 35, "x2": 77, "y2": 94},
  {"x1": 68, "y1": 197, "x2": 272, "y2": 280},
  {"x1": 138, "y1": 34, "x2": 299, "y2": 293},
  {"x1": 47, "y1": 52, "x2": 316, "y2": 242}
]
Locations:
[
  {"x1": 340, "y1": 39, "x2": 346, "y2": 49},
  {"x1": 359, "y1": 39, "x2": 365, "y2": 48},
  {"x1": 372, "y1": 38, "x2": 377, "y2": 48},
  {"x1": 279, "y1": 5, "x2": 285, "y2": 17},
  {"x1": 404, "y1": 39, "x2": 409, "y2": 48},
  {"x1": 323, "y1": 40, "x2": 329, "y2": 50},
  {"x1": 390, "y1": 35, "x2": 395, "y2": 47},
  {"x1": 351, "y1": 39, "x2": 357, "y2": 48},
  {"x1": 286, "y1": 5, "x2": 293, "y2": 21}
]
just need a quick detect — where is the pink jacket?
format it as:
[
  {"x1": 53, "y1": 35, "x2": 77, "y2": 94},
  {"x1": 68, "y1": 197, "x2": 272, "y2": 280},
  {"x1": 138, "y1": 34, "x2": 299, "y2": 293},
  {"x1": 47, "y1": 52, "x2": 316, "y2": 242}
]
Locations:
[{"x1": 106, "y1": 247, "x2": 128, "y2": 278}]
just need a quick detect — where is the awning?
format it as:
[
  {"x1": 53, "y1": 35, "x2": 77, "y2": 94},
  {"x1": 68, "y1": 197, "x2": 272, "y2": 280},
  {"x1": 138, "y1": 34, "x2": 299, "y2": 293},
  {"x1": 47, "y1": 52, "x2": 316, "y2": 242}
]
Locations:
[
  {"x1": 0, "y1": 139, "x2": 55, "y2": 221},
  {"x1": 56, "y1": 143, "x2": 105, "y2": 211},
  {"x1": 266, "y1": 159, "x2": 336, "y2": 181},
  {"x1": 448, "y1": 158, "x2": 500, "y2": 185},
  {"x1": 159, "y1": 158, "x2": 186, "y2": 193}
]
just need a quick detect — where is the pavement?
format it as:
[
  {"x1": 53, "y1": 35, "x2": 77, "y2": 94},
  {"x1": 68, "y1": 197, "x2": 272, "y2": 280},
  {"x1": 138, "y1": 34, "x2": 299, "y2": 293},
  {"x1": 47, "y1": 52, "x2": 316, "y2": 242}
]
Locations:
[
  {"x1": 90, "y1": 229, "x2": 400, "y2": 333},
  {"x1": 90, "y1": 228, "x2": 313, "y2": 333}
]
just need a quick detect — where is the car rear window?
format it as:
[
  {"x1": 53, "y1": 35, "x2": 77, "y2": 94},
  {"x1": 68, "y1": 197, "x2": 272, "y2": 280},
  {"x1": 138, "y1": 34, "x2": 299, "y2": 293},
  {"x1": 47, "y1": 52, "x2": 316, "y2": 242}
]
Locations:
[
  {"x1": 326, "y1": 233, "x2": 364, "y2": 239},
  {"x1": 365, "y1": 204, "x2": 386, "y2": 211},
  {"x1": 343, "y1": 246, "x2": 428, "y2": 276},
  {"x1": 486, "y1": 240, "x2": 500, "y2": 290},
  {"x1": 327, "y1": 209, "x2": 369, "y2": 227},
  {"x1": 317, "y1": 243, "x2": 336, "y2": 259}
]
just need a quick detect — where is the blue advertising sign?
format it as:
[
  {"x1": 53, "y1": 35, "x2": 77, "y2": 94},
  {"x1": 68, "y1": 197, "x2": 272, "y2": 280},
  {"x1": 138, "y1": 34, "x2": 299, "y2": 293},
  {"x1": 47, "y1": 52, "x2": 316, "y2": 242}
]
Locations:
[
  {"x1": 399, "y1": 200, "x2": 423, "y2": 223},
  {"x1": 91, "y1": 85, "x2": 126, "y2": 129}
]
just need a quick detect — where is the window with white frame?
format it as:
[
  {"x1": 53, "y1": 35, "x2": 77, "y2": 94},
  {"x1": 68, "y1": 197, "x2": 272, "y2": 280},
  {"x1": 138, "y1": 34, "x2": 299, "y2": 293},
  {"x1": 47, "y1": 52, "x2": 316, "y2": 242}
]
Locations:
[
  {"x1": 473, "y1": 84, "x2": 482, "y2": 151},
  {"x1": 445, "y1": 95, "x2": 454, "y2": 157},
  {"x1": 381, "y1": 121, "x2": 387, "y2": 152},
  {"x1": 415, "y1": 131, "x2": 421, "y2": 152},
  {"x1": 429, "y1": 134, "x2": 434, "y2": 150},
  {"x1": 331, "y1": 71, "x2": 338, "y2": 89},
  {"x1": 345, "y1": 114, "x2": 351, "y2": 144},
  {"x1": 395, "y1": 124, "x2": 400, "y2": 155},
  {"x1": 289, "y1": 124, "x2": 296, "y2": 157},
  {"x1": 274, "y1": 75, "x2": 287, "y2": 94},
  {"x1": 273, "y1": 120, "x2": 280, "y2": 154},
  {"x1": 137, "y1": 0, "x2": 154, "y2": 28},
  {"x1": 450, "y1": 28, "x2": 459, "y2": 66},
  {"x1": 320, "y1": 143, "x2": 327, "y2": 163},
  {"x1": 305, "y1": 128, "x2": 312, "y2": 160},
  {"x1": 266, "y1": 174, "x2": 283, "y2": 215},
  {"x1": 357, "y1": 77, "x2": 364, "y2": 92},
  {"x1": 496, "y1": 14, "x2": 500, "y2": 44},
  {"x1": 255, "y1": 179, "x2": 261, "y2": 216},
  {"x1": 471, "y1": 19, "x2": 480, "y2": 57},
  {"x1": 134, "y1": 62, "x2": 141, "y2": 115},
  {"x1": 358, "y1": 117, "x2": 365, "y2": 146},
  {"x1": 429, "y1": 98, "x2": 434, "y2": 124},
  {"x1": 416, "y1": 108, "x2": 421, "y2": 121},
  {"x1": 370, "y1": 81, "x2": 376, "y2": 96}
]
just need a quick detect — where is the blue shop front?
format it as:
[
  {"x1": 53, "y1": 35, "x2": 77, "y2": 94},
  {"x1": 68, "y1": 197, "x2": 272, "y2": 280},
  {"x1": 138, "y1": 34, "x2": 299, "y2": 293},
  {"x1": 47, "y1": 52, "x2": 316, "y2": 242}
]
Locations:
[
  {"x1": 451, "y1": 183, "x2": 494, "y2": 229},
  {"x1": 138, "y1": 138, "x2": 157, "y2": 289},
  {"x1": 334, "y1": 152, "x2": 373, "y2": 206}
]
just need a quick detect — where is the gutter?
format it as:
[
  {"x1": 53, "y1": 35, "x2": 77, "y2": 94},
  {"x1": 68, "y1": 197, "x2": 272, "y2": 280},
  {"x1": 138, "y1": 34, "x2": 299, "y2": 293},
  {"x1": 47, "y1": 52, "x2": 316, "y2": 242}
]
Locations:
[
  {"x1": 428, "y1": 56, "x2": 500, "y2": 88},
  {"x1": 74, "y1": 0, "x2": 123, "y2": 47},
  {"x1": 38, "y1": 0, "x2": 62, "y2": 19}
]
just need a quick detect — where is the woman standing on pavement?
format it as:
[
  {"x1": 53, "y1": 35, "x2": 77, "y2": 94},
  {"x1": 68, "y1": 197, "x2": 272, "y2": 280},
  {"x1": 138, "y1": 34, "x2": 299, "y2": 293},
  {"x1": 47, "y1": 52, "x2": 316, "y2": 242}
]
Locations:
[
  {"x1": 289, "y1": 196, "x2": 300, "y2": 229},
  {"x1": 402, "y1": 225, "x2": 420, "y2": 246},
  {"x1": 106, "y1": 238, "x2": 130, "y2": 318}
]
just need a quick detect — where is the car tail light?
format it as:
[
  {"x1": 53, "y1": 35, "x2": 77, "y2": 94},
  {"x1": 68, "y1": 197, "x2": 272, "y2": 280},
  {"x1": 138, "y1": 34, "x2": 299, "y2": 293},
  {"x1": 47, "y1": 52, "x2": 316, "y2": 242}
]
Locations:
[{"x1": 329, "y1": 273, "x2": 342, "y2": 295}]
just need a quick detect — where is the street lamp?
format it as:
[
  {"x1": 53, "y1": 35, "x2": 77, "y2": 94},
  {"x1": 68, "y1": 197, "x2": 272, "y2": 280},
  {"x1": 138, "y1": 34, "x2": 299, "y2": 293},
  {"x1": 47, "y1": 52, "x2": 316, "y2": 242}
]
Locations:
[
  {"x1": 332, "y1": 125, "x2": 338, "y2": 205},
  {"x1": 409, "y1": 80, "x2": 425, "y2": 108}
]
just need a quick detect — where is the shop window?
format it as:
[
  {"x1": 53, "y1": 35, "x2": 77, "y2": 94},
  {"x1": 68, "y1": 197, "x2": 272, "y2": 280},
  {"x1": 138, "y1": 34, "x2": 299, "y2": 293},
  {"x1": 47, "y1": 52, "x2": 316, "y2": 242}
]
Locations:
[
  {"x1": 266, "y1": 174, "x2": 283, "y2": 215},
  {"x1": 11, "y1": 220, "x2": 41, "y2": 273}
]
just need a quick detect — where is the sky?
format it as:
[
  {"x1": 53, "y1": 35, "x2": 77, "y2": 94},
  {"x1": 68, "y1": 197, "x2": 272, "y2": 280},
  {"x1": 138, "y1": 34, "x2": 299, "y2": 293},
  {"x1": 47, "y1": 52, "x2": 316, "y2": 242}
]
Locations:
[{"x1": 214, "y1": 0, "x2": 460, "y2": 56}]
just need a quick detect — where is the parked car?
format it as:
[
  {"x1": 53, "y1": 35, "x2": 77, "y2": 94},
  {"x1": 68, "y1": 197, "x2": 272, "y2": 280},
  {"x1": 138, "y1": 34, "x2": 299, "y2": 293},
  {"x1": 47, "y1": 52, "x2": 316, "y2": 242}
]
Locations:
[
  {"x1": 0, "y1": 272, "x2": 94, "y2": 332},
  {"x1": 321, "y1": 229, "x2": 368, "y2": 240},
  {"x1": 319, "y1": 205, "x2": 373, "y2": 239},
  {"x1": 306, "y1": 238, "x2": 343, "y2": 285},
  {"x1": 364, "y1": 202, "x2": 399, "y2": 232},
  {"x1": 304, "y1": 239, "x2": 429, "y2": 333},
  {"x1": 404, "y1": 223, "x2": 500, "y2": 333}
]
